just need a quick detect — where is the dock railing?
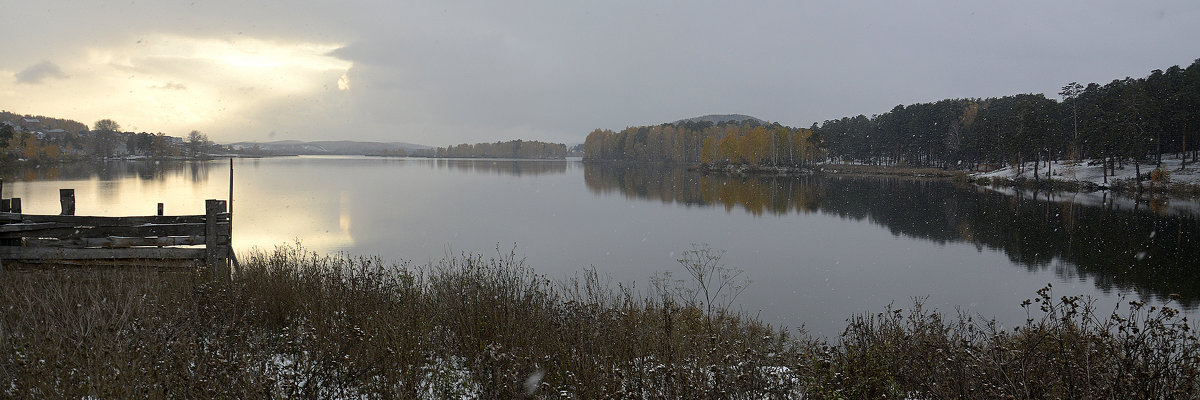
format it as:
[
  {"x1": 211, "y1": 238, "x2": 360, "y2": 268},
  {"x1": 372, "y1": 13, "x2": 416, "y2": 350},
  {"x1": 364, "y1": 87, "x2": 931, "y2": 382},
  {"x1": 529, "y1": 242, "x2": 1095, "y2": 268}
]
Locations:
[{"x1": 0, "y1": 185, "x2": 234, "y2": 272}]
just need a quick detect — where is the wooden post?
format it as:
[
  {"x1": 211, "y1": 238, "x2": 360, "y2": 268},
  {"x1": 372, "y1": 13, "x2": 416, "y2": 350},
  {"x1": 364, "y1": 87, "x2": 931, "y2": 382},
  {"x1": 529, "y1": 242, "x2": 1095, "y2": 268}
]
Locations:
[
  {"x1": 0, "y1": 181, "x2": 4, "y2": 271},
  {"x1": 60, "y1": 189, "x2": 75, "y2": 216},
  {"x1": 0, "y1": 179, "x2": 4, "y2": 271},
  {"x1": 229, "y1": 158, "x2": 234, "y2": 218},
  {"x1": 228, "y1": 158, "x2": 238, "y2": 272},
  {"x1": 205, "y1": 199, "x2": 221, "y2": 271},
  {"x1": 157, "y1": 203, "x2": 164, "y2": 216},
  {"x1": 10, "y1": 198, "x2": 19, "y2": 214},
  {"x1": 228, "y1": 159, "x2": 233, "y2": 240}
]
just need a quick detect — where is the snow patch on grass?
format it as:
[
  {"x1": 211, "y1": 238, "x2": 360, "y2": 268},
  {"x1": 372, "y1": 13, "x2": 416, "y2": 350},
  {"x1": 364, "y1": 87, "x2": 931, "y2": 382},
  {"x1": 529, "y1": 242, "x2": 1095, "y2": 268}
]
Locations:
[{"x1": 974, "y1": 158, "x2": 1200, "y2": 187}]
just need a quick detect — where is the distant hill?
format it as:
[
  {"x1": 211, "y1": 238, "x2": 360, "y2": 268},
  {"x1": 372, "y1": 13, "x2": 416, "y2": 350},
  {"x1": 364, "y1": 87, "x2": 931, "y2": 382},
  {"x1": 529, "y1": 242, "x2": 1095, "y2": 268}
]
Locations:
[
  {"x1": 0, "y1": 110, "x2": 88, "y2": 133},
  {"x1": 226, "y1": 140, "x2": 431, "y2": 155},
  {"x1": 672, "y1": 114, "x2": 765, "y2": 125}
]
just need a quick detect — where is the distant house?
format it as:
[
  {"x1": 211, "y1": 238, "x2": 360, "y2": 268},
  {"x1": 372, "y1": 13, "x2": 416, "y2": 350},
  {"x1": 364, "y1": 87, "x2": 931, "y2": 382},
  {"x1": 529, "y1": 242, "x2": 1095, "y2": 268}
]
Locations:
[
  {"x1": 44, "y1": 128, "x2": 68, "y2": 141},
  {"x1": 20, "y1": 118, "x2": 42, "y2": 131},
  {"x1": 3, "y1": 120, "x2": 22, "y2": 132}
]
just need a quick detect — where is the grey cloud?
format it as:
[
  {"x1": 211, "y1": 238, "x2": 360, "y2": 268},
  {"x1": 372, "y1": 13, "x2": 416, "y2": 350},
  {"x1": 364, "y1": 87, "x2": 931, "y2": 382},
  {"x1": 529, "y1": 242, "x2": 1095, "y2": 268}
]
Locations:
[
  {"x1": 15, "y1": 61, "x2": 68, "y2": 84},
  {"x1": 5, "y1": 1, "x2": 1200, "y2": 145},
  {"x1": 151, "y1": 81, "x2": 187, "y2": 90}
]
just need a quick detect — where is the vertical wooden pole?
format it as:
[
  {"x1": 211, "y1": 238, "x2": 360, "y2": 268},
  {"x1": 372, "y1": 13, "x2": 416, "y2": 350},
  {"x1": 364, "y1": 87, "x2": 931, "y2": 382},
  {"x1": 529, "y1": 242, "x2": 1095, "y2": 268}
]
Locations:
[
  {"x1": 10, "y1": 198, "x2": 20, "y2": 214},
  {"x1": 228, "y1": 158, "x2": 238, "y2": 270},
  {"x1": 229, "y1": 158, "x2": 234, "y2": 218},
  {"x1": 205, "y1": 199, "x2": 221, "y2": 273},
  {"x1": 0, "y1": 179, "x2": 3, "y2": 269},
  {"x1": 157, "y1": 203, "x2": 164, "y2": 216},
  {"x1": 1, "y1": 176, "x2": 8, "y2": 212},
  {"x1": 60, "y1": 189, "x2": 75, "y2": 216},
  {"x1": 0, "y1": 182, "x2": 6, "y2": 270}
]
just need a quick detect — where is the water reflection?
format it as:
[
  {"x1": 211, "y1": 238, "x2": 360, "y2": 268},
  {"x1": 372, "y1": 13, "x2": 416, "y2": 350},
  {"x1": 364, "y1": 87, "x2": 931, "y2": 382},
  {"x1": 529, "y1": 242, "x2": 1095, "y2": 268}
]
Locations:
[
  {"x1": 419, "y1": 158, "x2": 569, "y2": 176},
  {"x1": 1, "y1": 160, "x2": 211, "y2": 185},
  {"x1": 584, "y1": 164, "x2": 1200, "y2": 307}
]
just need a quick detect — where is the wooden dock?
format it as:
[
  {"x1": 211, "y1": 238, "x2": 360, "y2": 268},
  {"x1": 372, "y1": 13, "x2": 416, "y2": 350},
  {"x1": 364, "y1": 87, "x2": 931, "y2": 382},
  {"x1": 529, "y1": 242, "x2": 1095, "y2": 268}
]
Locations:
[{"x1": 0, "y1": 165, "x2": 236, "y2": 271}]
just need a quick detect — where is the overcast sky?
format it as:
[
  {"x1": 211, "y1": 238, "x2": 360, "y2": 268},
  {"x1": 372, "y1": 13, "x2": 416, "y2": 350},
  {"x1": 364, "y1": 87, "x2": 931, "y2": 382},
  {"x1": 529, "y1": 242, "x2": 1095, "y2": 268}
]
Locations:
[{"x1": 3, "y1": 1, "x2": 1198, "y2": 146}]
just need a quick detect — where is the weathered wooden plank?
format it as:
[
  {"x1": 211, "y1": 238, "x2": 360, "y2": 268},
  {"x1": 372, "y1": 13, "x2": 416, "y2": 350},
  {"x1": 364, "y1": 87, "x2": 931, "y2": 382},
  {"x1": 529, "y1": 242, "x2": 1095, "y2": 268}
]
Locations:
[
  {"x1": 0, "y1": 212, "x2": 20, "y2": 223},
  {"x1": 2, "y1": 259, "x2": 202, "y2": 269},
  {"x1": 0, "y1": 222, "x2": 227, "y2": 239},
  {"x1": 14, "y1": 214, "x2": 214, "y2": 225},
  {"x1": 23, "y1": 235, "x2": 207, "y2": 248},
  {"x1": 0, "y1": 247, "x2": 208, "y2": 260},
  {"x1": 0, "y1": 222, "x2": 74, "y2": 233}
]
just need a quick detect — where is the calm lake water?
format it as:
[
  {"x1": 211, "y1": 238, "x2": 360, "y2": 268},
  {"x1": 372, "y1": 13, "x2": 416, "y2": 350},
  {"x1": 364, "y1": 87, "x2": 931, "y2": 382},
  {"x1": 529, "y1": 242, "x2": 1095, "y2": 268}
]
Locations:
[{"x1": 4, "y1": 156, "x2": 1197, "y2": 337}]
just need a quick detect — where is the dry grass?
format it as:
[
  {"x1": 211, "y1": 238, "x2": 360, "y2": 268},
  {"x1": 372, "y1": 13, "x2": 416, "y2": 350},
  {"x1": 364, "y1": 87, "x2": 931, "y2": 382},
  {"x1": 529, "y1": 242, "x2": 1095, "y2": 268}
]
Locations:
[
  {"x1": 0, "y1": 245, "x2": 795, "y2": 398},
  {"x1": 801, "y1": 287, "x2": 1199, "y2": 399},
  {"x1": 2, "y1": 246, "x2": 1197, "y2": 398}
]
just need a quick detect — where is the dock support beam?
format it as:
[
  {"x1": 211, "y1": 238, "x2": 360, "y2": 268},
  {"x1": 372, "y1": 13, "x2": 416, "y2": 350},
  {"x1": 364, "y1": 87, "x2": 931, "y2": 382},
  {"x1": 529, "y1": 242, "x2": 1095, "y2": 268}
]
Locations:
[
  {"x1": 60, "y1": 189, "x2": 75, "y2": 216},
  {"x1": 205, "y1": 199, "x2": 230, "y2": 278}
]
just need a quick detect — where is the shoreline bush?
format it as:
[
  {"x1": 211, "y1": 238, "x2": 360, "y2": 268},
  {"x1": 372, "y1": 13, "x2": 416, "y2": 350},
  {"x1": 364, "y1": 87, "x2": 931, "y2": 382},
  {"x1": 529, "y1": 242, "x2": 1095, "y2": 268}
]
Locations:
[{"x1": 2, "y1": 246, "x2": 1196, "y2": 398}]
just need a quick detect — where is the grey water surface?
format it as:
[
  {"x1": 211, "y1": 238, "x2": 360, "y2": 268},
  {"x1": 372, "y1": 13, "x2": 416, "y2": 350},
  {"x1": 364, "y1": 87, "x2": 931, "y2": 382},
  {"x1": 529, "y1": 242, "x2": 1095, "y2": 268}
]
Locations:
[{"x1": 5, "y1": 156, "x2": 1196, "y2": 337}]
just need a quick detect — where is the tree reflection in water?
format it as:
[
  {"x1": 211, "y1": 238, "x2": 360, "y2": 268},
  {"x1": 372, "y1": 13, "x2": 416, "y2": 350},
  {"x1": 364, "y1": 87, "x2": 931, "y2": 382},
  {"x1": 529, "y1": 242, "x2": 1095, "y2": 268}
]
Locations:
[{"x1": 585, "y1": 164, "x2": 1200, "y2": 307}]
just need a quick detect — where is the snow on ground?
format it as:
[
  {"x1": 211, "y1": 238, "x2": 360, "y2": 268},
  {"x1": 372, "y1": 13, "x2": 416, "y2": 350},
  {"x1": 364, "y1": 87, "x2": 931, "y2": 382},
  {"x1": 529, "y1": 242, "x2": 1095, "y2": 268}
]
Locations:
[
  {"x1": 974, "y1": 157, "x2": 1200, "y2": 187},
  {"x1": 973, "y1": 157, "x2": 1200, "y2": 216},
  {"x1": 983, "y1": 185, "x2": 1200, "y2": 216}
]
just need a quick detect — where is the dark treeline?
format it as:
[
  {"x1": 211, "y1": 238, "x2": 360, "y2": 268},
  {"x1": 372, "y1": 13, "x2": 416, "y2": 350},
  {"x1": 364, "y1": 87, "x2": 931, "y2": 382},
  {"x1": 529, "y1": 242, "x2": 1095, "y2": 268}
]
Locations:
[
  {"x1": 407, "y1": 139, "x2": 567, "y2": 159},
  {"x1": 815, "y1": 59, "x2": 1200, "y2": 174},
  {"x1": 583, "y1": 119, "x2": 823, "y2": 166},
  {"x1": 584, "y1": 165, "x2": 1200, "y2": 305}
]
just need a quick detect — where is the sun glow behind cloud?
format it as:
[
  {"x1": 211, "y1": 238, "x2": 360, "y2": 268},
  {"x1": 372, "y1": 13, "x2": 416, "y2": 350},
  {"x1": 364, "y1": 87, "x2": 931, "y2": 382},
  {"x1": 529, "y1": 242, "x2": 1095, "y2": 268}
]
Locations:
[
  {"x1": 337, "y1": 73, "x2": 351, "y2": 91},
  {"x1": 2, "y1": 35, "x2": 351, "y2": 137}
]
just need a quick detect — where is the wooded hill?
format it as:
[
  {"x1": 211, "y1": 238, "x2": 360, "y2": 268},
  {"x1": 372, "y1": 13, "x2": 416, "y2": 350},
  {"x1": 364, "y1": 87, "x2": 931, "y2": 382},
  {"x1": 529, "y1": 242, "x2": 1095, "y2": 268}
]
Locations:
[
  {"x1": 229, "y1": 140, "x2": 429, "y2": 156},
  {"x1": 583, "y1": 118, "x2": 823, "y2": 166},
  {"x1": 673, "y1": 114, "x2": 764, "y2": 125},
  {"x1": 0, "y1": 111, "x2": 88, "y2": 134},
  {"x1": 1, "y1": 114, "x2": 202, "y2": 162}
]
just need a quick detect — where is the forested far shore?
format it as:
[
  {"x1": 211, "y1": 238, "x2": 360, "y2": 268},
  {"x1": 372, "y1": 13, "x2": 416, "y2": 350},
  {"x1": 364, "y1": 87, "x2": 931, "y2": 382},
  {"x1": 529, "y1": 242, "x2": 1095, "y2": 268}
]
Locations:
[
  {"x1": 584, "y1": 119, "x2": 824, "y2": 166},
  {"x1": 584, "y1": 59, "x2": 1200, "y2": 183},
  {"x1": 816, "y1": 58, "x2": 1200, "y2": 174}
]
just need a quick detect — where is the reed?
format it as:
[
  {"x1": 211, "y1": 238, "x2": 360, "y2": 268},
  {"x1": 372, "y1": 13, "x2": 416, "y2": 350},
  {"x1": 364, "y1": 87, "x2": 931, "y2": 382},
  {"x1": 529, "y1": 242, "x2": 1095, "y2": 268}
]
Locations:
[{"x1": 2, "y1": 246, "x2": 1196, "y2": 398}]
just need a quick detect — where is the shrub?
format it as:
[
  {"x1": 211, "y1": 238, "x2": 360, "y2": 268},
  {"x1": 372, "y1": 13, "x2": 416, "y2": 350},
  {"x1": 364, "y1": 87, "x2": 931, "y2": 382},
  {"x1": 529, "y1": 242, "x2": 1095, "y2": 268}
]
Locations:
[
  {"x1": 2, "y1": 249, "x2": 1196, "y2": 398},
  {"x1": 1, "y1": 245, "x2": 794, "y2": 398},
  {"x1": 1151, "y1": 168, "x2": 1171, "y2": 185}
]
